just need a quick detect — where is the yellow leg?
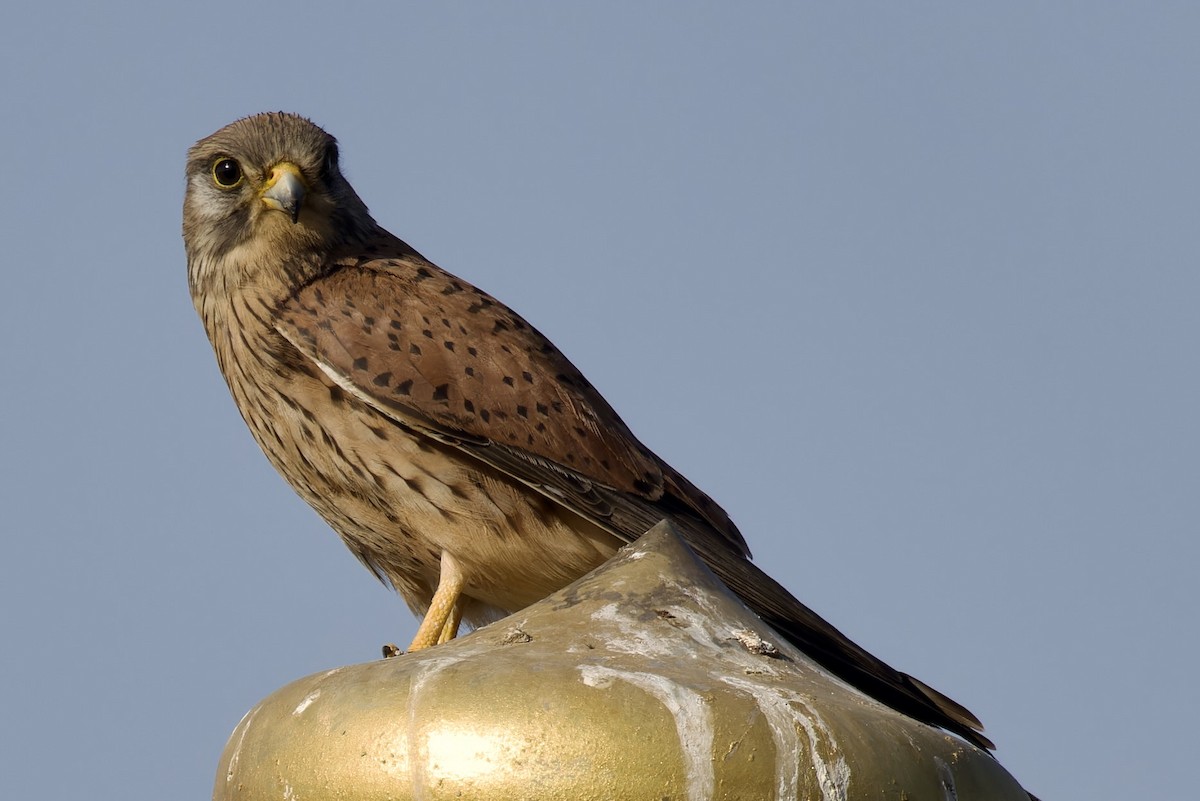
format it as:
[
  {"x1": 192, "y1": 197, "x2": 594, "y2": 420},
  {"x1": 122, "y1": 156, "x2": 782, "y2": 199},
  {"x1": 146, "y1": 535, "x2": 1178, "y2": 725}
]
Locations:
[
  {"x1": 408, "y1": 551, "x2": 465, "y2": 651},
  {"x1": 438, "y1": 599, "x2": 464, "y2": 645}
]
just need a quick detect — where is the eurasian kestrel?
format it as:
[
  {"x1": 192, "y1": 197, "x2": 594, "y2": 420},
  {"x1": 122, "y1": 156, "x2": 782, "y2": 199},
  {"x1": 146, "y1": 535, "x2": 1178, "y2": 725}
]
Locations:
[{"x1": 183, "y1": 112, "x2": 992, "y2": 750}]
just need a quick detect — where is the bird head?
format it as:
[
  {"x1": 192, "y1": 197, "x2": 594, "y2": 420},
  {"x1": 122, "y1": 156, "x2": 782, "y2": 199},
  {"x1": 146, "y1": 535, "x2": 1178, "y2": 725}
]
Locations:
[{"x1": 183, "y1": 112, "x2": 377, "y2": 296}]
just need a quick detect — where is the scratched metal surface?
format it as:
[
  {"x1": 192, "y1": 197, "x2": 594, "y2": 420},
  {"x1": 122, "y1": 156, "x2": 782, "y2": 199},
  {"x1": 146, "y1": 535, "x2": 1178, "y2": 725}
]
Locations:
[{"x1": 213, "y1": 522, "x2": 1028, "y2": 801}]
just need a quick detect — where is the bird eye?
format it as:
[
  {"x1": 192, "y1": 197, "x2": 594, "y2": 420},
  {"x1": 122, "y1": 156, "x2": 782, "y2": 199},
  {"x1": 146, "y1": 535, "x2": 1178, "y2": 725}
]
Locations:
[{"x1": 212, "y1": 158, "x2": 243, "y2": 188}]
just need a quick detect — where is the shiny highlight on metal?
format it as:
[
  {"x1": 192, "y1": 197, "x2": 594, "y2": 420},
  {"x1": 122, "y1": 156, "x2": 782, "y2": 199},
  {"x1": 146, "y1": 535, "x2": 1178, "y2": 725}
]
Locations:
[{"x1": 213, "y1": 522, "x2": 1029, "y2": 800}]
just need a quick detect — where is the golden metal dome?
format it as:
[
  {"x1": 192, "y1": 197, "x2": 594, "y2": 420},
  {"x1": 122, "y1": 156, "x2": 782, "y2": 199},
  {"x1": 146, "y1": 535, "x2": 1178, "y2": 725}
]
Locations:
[{"x1": 213, "y1": 522, "x2": 1029, "y2": 800}]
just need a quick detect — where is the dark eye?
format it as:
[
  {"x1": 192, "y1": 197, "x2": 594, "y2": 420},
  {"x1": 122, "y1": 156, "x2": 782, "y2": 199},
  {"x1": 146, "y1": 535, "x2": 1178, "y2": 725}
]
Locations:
[{"x1": 212, "y1": 158, "x2": 243, "y2": 188}]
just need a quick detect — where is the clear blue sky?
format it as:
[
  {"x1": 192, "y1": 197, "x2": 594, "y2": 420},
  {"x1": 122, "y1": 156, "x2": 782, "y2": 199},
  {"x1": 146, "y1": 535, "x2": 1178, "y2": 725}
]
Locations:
[{"x1": 2, "y1": 4, "x2": 1196, "y2": 800}]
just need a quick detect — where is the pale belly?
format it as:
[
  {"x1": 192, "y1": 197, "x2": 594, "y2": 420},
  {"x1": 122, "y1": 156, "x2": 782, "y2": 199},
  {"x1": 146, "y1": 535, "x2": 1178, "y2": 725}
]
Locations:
[{"x1": 238, "y1": 364, "x2": 622, "y2": 627}]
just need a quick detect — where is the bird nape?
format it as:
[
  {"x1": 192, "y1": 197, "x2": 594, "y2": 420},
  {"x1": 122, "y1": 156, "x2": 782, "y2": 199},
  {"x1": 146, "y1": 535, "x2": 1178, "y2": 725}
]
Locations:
[{"x1": 184, "y1": 111, "x2": 993, "y2": 753}]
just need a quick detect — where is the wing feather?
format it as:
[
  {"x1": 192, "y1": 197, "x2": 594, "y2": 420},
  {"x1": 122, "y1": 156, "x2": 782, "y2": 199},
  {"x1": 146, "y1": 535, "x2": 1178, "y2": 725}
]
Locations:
[{"x1": 274, "y1": 254, "x2": 749, "y2": 558}]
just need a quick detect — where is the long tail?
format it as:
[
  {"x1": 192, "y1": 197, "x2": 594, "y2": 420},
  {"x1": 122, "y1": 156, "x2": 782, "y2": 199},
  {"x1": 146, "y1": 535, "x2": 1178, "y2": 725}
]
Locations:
[{"x1": 682, "y1": 527, "x2": 995, "y2": 751}]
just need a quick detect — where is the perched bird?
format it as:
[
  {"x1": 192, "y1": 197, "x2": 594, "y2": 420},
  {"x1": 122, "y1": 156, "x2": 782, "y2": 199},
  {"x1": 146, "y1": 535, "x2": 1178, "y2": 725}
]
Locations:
[{"x1": 184, "y1": 112, "x2": 992, "y2": 750}]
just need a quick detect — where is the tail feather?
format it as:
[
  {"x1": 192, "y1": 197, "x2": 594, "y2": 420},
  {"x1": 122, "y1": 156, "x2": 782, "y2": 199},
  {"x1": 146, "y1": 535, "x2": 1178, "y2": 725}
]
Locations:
[{"x1": 678, "y1": 522, "x2": 995, "y2": 751}]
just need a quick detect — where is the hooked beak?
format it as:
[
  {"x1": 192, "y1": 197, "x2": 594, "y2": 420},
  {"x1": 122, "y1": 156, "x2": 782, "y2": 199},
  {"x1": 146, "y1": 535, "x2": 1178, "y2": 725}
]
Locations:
[{"x1": 261, "y1": 163, "x2": 307, "y2": 224}]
